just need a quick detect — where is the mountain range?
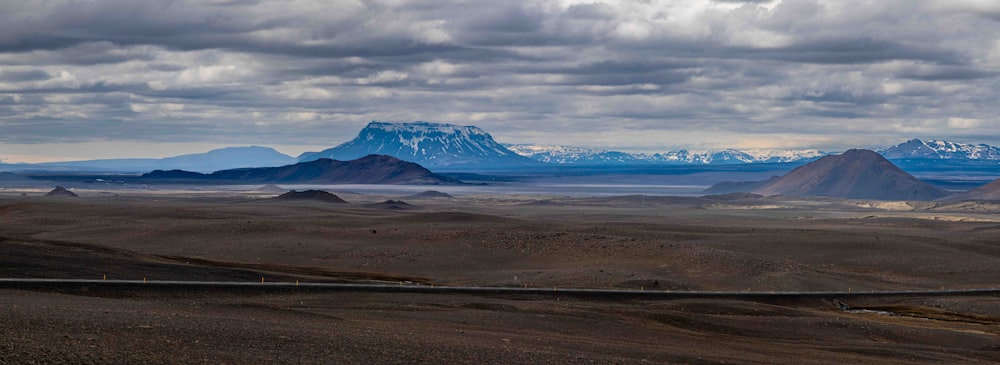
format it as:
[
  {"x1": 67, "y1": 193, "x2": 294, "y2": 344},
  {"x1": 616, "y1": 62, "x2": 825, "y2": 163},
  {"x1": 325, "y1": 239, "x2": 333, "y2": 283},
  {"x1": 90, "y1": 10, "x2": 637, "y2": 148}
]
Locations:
[
  {"x1": 297, "y1": 122, "x2": 537, "y2": 169},
  {"x1": 505, "y1": 145, "x2": 828, "y2": 165},
  {"x1": 877, "y1": 139, "x2": 1000, "y2": 160},
  {"x1": 508, "y1": 138, "x2": 1000, "y2": 166},
  {"x1": 3, "y1": 121, "x2": 1000, "y2": 173}
]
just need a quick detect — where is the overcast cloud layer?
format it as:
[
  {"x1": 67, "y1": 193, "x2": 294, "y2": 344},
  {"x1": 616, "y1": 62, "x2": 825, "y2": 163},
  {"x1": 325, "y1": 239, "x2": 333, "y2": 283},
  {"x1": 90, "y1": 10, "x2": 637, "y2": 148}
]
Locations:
[{"x1": 2, "y1": 0, "x2": 1000, "y2": 161}]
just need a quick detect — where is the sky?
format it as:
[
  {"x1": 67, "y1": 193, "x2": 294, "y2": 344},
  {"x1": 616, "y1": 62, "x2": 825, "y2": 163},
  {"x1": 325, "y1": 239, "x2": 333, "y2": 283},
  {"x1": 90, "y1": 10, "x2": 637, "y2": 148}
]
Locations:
[{"x1": 2, "y1": 0, "x2": 1000, "y2": 162}]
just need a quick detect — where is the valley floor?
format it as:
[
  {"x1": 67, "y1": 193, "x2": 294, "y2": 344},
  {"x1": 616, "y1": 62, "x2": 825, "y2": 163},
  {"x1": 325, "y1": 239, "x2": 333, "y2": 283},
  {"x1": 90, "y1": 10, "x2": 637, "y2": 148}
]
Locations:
[{"x1": 0, "y1": 189, "x2": 998, "y2": 364}]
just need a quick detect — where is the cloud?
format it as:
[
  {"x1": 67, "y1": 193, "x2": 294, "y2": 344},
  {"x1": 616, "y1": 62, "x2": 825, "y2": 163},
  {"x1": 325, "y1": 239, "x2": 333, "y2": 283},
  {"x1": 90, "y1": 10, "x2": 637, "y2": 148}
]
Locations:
[{"x1": 1, "y1": 0, "x2": 999, "y2": 159}]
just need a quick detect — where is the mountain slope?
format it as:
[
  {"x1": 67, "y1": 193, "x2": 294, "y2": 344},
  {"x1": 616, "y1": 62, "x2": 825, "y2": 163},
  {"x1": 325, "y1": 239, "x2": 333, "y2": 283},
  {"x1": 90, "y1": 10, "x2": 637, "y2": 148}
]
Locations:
[
  {"x1": 142, "y1": 155, "x2": 458, "y2": 185},
  {"x1": 36, "y1": 146, "x2": 295, "y2": 172},
  {"x1": 945, "y1": 179, "x2": 1000, "y2": 201},
  {"x1": 742, "y1": 149, "x2": 949, "y2": 200},
  {"x1": 299, "y1": 122, "x2": 538, "y2": 169}
]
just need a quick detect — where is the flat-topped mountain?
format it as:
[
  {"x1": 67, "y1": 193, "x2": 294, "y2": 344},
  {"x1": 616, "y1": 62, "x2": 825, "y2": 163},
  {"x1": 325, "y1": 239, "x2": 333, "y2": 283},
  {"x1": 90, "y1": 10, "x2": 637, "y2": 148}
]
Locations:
[
  {"x1": 298, "y1": 121, "x2": 538, "y2": 169},
  {"x1": 708, "y1": 149, "x2": 950, "y2": 201},
  {"x1": 142, "y1": 155, "x2": 460, "y2": 185}
]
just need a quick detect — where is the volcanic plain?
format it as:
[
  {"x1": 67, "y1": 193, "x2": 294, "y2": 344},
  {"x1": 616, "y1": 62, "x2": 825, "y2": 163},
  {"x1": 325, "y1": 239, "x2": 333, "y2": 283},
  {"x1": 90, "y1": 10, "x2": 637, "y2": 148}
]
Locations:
[{"x1": 1, "y1": 188, "x2": 998, "y2": 364}]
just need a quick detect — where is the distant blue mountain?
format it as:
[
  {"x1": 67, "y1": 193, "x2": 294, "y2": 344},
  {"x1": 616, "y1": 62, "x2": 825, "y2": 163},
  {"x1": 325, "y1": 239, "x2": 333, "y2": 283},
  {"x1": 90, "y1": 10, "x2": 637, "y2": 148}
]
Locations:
[
  {"x1": 298, "y1": 121, "x2": 539, "y2": 169},
  {"x1": 32, "y1": 146, "x2": 295, "y2": 172}
]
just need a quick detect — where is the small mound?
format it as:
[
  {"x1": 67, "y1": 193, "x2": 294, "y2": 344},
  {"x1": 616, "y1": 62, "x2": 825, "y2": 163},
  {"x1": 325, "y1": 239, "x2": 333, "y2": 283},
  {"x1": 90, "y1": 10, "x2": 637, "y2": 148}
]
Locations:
[
  {"x1": 703, "y1": 192, "x2": 764, "y2": 201},
  {"x1": 407, "y1": 190, "x2": 453, "y2": 199},
  {"x1": 45, "y1": 186, "x2": 78, "y2": 197},
  {"x1": 366, "y1": 200, "x2": 414, "y2": 210},
  {"x1": 273, "y1": 190, "x2": 347, "y2": 203},
  {"x1": 255, "y1": 184, "x2": 287, "y2": 193}
]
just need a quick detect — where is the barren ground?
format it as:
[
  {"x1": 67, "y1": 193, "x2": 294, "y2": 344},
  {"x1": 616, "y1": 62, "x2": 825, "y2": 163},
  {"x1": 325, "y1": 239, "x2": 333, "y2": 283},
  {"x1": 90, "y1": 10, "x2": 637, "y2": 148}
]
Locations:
[{"x1": 1, "y1": 190, "x2": 998, "y2": 364}]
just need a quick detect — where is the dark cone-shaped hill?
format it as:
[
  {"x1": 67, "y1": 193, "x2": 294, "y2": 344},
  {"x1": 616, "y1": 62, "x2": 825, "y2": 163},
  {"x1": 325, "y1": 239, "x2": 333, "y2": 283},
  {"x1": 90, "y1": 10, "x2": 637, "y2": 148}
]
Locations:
[
  {"x1": 944, "y1": 179, "x2": 1000, "y2": 201},
  {"x1": 752, "y1": 149, "x2": 949, "y2": 201},
  {"x1": 45, "y1": 186, "x2": 78, "y2": 197},
  {"x1": 273, "y1": 190, "x2": 347, "y2": 203}
]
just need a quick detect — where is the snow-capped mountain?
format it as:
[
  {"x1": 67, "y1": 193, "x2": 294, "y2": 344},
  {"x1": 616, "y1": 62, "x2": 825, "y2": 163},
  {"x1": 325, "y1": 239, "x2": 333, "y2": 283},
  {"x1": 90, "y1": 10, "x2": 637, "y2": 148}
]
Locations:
[
  {"x1": 878, "y1": 139, "x2": 1000, "y2": 160},
  {"x1": 299, "y1": 122, "x2": 538, "y2": 169},
  {"x1": 506, "y1": 144, "x2": 827, "y2": 165},
  {"x1": 658, "y1": 149, "x2": 759, "y2": 164}
]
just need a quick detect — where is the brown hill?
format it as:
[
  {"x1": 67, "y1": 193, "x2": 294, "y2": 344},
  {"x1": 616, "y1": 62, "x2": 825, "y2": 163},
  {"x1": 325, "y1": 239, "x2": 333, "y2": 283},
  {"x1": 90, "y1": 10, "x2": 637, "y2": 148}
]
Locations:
[
  {"x1": 273, "y1": 190, "x2": 347, "y2": 203},
  {"x1": 751, "y1": 149, "x2": 949, "y2": 201},
  {"x1": 45, "y1": 186, "x2": 78, "y2": 197},
  {"x1": 945, "y1": 179, "x2": 1000, "y2": 201}
]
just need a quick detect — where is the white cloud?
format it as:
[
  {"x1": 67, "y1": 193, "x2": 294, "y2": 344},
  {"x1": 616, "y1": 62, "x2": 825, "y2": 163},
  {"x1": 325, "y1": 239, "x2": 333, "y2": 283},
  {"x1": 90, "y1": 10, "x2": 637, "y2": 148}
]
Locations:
[
  {"x1": 946, "y1": 117, "x2": 984, "y2": 129},
  {"x1": 1, "y1": 0, "x2": 1000, "y2": 159}
]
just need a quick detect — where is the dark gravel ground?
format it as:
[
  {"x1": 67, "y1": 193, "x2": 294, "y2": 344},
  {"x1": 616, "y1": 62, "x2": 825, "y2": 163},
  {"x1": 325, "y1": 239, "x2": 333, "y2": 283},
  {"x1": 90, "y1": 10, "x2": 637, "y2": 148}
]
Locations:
[
  {"x1": 2, "y1": 195, "x2": 999, "y2": 363},
  {"x1": 2, "y1": 288, "x2": 998, "y2": 364}
]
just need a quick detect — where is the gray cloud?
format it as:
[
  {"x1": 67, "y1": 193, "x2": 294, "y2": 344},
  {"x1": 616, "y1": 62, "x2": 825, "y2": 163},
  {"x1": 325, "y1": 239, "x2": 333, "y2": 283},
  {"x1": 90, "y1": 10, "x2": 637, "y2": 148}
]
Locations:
[{"x1": 1, "y1": 0, "x2": 1000, "y2": 159}]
